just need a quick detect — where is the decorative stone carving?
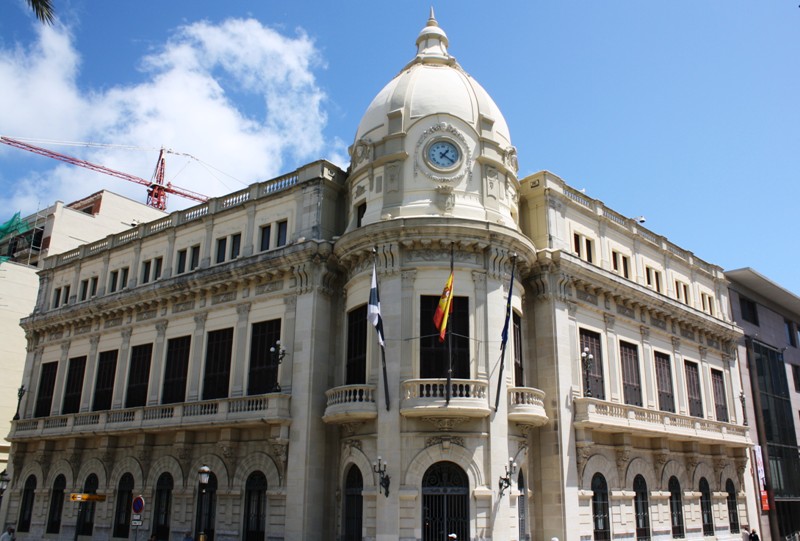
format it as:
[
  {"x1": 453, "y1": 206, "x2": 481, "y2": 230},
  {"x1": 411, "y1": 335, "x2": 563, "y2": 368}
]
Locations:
[
  {"x1": 671, "y1": 337, "x2": 681, "y2": 351},
  {"x1": 414, "y1": 122, "x2": 473, "y2": 184},
  {"x1": 193, "y1": 312, "x2": 208, "y2": 326},
  {"x1": 615, "y1": 448, "x2": 630, "y2": 483},
  {"x1": 604, "y1": 314, "x2": 616, "y2": 330},
  {"x1": 640, "y1": 326, "x2": 650, "y2": 341},
  {"x1": 486, "y1": 166, "x2": 499, "y2": 201},
  {"x1": 425, "y1": 436, "x2": 464, "y2": 449},
  {"x1": 256, "y1": 280, "x2": 284, "y2": 296},
  {"x1": 212, "y1": 291, "x2": 237, "y2": 305},
  {"x1": 353, "y1": 137, "x2": 373, "y2": 164},
  {"x1": 270, "y1": 441, "x2": 289, "y2": 471},
  {"x1": 503, "y1": 146, "x2": 519, "y2": 173},
  {"x1": 436, "y1": 185, "x2": 456, "y2": 214},
  {"x1": 136, "y1": 309, "x2": 157, "y2": 322},
  {"x1": 174, "y1": 300, "x2": 196, "y2": 314},
  {"x1": 421, "y1": 417, "x2": 468, "y2": 431},
  {"x1": 386, "y1": 163, "x2": 400, "y2": 193},
  {"x1": 576, "y1": 289, "x2": 598, "y2": 306}
]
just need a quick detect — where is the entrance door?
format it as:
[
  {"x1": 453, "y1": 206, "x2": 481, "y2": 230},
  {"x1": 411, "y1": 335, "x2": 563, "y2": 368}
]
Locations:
[{"x1": 422, "y1": 462, "x2": 469, "y2": 541}]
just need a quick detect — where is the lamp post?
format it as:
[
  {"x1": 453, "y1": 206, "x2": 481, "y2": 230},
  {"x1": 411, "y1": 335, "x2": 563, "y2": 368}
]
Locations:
[
  {"x1": 581, "y1": 347, "x2": 594, "y2": 397},
  {"x1": 197, "y1": 465, "x2": 210, "y2": 541},
  {"x1": 13, "y1": 385, "x2": 25, "y2": 420},
  {"x1": 269, "y1": 341, "x2": 286, "y2": 392},
  {"x1": 498, "y1": 457, "x2": 517, "y2": 497},
  {"x1": 372, "y1": 457, "x2": 390, "y2": 497}
]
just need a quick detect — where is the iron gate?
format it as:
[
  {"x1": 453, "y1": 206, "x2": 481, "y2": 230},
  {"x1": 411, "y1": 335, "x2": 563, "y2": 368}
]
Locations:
[{"x1": 422, "y1": 462, "x2": 469, "y2": 541}]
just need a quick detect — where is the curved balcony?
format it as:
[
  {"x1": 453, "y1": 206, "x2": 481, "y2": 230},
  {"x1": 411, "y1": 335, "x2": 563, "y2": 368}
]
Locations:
[
  {"x1": 323, "y1": 384, "x2": 378, "y2": 424},
  {"x1": 8, "y1": 393, "x2": 292, "y2": 441},
  {"x1": 573, "y1": 397, "x2": 751, "y2": 447},
  {"x1": 507, "y1": 387, "x2": 548, "y2": 427},
  {"x1": 400, "y1": 379, "x2": 491, "y2": 419}
]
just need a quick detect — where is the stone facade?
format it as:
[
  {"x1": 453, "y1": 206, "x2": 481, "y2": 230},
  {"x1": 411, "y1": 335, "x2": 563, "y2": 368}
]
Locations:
[{"x1": 2, "y1": 12, "x2": 755, "y2": 541}]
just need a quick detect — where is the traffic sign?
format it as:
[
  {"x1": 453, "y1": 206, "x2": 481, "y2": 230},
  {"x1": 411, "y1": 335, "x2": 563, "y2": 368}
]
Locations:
[
  {"x1": 132, "y1": 514, "x2": 142, "y2": 521},
  {"x1": 132, "y1": 495, "x2": 145, "y2": 514},
  {"x1": 131, "y1": 519, "x2": 143, "y2": 527},
  {"x1": 70, "y1": 493, "x2": 106, "y2": 502}
]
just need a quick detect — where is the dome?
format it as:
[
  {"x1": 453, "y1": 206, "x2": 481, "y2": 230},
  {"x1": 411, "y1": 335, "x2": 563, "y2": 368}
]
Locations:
[{"x1": 354, "y1": 10, "x2": 511, "y2": 147}]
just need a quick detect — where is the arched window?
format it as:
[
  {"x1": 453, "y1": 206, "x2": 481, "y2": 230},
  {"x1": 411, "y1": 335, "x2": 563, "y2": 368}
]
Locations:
[
  {"x1": 244, "y1": 471, "x2": 268, "y2": 541},
  {"x1": 591, "y1": 473, "x2": 610, "y2": 541},
  {"x1": 196, "y1": 472, "x2": 217, "y2": 541},
  {"x1": 343, "y1": 466, "x2": 363, "y2": 541},
  {"x1": 46, "y1": 474, "x2": 66, "y2": 534},
  {"x1": 113, "y1": 473, "x2": 134, "y2": 538},
  {"x1": 518, "y1": 471, "x2": 529, "y2": 541},
  {"x1": 700, "y1": 477, "x2": 714, "y2": 536},
  {"x1": 668, "y1": 476, "x2": 684, "y2": 538},
  {"x1": 633, "y1": 475, "x2": 650, "y2": 541},
  {"x1": 17, "y1": 474, "x2": 36, "y2": 532},
  {"x1": 726, "y1": 479, "x2": 740, "y2": 534},
  {"x1": 77, "y1": 473, "x2": 99, "y2": 536},
  {"x1": 422, "y1": 462, "x2": 469, "y2": 541},
  {"x1": 153, "y1": 473, "x2": 173, "y2": 541}
]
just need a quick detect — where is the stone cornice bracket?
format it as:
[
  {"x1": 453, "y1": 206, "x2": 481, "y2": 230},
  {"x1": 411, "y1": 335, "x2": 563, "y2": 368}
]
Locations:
[
  {"x1": 615, "y1": 448, "x2": 631, "y2": 487},
  {"x1": 269, "y1": 440, "x2": 289, "y2": 476},
  {"x1": 373, "y1": 242, "x2": 400, "y2": 274},
  {"x1": 576, "y1": 443, "x2": 595, "y2": 484}
]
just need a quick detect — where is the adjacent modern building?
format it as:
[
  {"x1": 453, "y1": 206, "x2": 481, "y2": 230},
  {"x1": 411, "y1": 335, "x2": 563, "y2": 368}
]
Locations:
[
  {"x1": 3, "y1": 13, "x2": 755, "y2": 541},
  {"x1": 726, "y1": 268, "x2": 800, "y2": 541},
  {"x1": 0, "y1": 191, "x2": 165, "y2": 474}
]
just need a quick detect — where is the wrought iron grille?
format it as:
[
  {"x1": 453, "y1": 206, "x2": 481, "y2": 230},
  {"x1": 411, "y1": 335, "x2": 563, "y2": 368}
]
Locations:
[{"x1": 422, "y1": 462, "x2": 469, "y2": 541}]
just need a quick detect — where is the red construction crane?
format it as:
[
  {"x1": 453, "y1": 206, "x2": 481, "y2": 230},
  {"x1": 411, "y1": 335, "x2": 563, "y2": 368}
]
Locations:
[{"x1": 0, "y1": 136, "x2": 209, "y2": 211}]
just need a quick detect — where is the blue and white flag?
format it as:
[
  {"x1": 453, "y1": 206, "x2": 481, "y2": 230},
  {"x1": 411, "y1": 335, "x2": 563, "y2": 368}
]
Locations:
[{"x1": 368, "y1": 263, "x2": 385, "y2": 347}]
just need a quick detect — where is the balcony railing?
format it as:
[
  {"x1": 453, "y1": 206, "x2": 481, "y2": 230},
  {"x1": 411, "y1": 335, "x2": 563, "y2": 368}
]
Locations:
[
  {"x1": 322, "y1": 384, "x2": 378, "y2": 424},
  {"x1": 573, "y1": 397, "x2": 750, "y2": 447},
  {"x1": 9, "y1": 394, "x2": 291, "y2": 440},
  {"x1": 401, "y1": 379, "x2": 490, "y2": 419},
  {"x1": 507, "y1": 387, "x2": 548, "y2": 427}
]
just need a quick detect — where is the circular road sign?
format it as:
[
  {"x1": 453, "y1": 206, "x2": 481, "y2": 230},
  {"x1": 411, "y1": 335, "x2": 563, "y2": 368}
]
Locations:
[{"x1": 132, "y1": 495, "x2": 145, "y2": 514}]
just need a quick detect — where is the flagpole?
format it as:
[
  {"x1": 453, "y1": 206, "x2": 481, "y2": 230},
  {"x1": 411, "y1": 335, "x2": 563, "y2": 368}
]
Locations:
[
  {"x1": 494, "y1": 254, "x2": 517, "y2": 411},
  {"x1": 446, "y1": 243, "x2": 454, "y2": 406},
  {"x1": 371, "y1": 248, "x2": 391, "y2": 411}
]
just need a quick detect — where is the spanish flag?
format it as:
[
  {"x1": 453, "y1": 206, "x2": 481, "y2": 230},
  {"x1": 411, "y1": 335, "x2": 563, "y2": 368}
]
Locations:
[{"x1": 433, "y1": 271, "x2": 454, "y2": 342}]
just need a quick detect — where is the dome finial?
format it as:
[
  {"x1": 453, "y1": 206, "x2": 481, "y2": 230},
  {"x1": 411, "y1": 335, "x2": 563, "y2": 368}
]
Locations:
[{"x1": 428, "y1": 6, "x2": 437, "y2": 27}]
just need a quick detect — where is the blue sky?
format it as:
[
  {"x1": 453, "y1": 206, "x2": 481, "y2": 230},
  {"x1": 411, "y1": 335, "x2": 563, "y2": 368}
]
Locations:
[{"x1": 1, "y1": 1, "x2": 798, "y2": 295}]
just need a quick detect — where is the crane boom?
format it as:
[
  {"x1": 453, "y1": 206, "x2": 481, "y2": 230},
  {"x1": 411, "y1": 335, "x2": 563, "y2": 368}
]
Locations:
[{"x1": 0, "y1": 136, "x2": 209, "y2": 211}]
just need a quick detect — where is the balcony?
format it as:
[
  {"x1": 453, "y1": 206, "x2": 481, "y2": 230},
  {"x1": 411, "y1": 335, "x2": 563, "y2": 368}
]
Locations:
[
  {"x1": 9, "y1": 394, "x2": 292, "y2": 441},
  {"x1": 323, "y1": 384, "x2": 378, "y2": 424},
  {"x1": 507, "y1": 387, "x2": 548, "y2": 427},
  {"x1": 401, "y1": 379, "x2": 491, "y2": 419},
  {"x1": 573, "y1": 397, "x2": 750, "y2": 447}
]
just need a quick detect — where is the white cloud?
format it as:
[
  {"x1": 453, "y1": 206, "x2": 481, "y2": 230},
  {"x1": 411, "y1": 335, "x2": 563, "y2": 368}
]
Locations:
[{"x1": 0, "y1": 18, "x2": 335, "y2": 215}]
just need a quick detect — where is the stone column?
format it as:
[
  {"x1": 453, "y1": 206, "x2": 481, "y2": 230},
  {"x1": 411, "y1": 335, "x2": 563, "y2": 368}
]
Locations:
[
  {"x1": 79, "y1": 336, "x2": 100, "y2": 412},
  {"x1": 604, "y1": 314, "x2": 620, "y2": 403},
  {"x1": 112, "y1": 328, "x2": 133, "y2": 409},
  {"x1": 51, "y1": 341, "x2": 71, "y2": 415},
  {"x1": 640, "y1": 326, "x2": 656, "y2": 409},
  {"x1": 672, "y1": 338, "x2": 688, "y2": 416},
  {"x1": 147, "y1": 320, "x2": 169, "y2": 406},
  {"x1": 187, "y1": 312, "x2": 208, "y2": 401},
  {"x1": 230, "y1": 303, "x2": 251, "y2": 398}
]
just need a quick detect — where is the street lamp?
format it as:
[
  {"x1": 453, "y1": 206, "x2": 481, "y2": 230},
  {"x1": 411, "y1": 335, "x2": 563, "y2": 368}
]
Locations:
[
  {"x1": 498, "y1": 457, "x2": 517, "y2": 497},
  {"x1": 197, "y1": 465, "x2": 211, "y2": 541},
  {"x1": 269, "y1": 341, "x2": 286, "y2": 392},
  {"x1": 581, "y1": 347, "x2": 594, "y2": 397},
  {"x1": 372, "y1": 457, "x2": 390, "y2": 497},
  {"x1": 13, "y1": 385, "x2": 26, "y2": 420}
]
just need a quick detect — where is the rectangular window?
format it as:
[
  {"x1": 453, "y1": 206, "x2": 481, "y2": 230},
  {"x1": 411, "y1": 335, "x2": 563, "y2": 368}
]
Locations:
[
  {"x1": 230, "y1": 233, "x2": 241, "y2": 259},
  {"x1": 646, "y1": 266, "x2": 662, "y2": 293},
  {"x1": 654, "y1": 352, "x2": 675, "y2": 413},
  {"x1": 248, "y1": 319, "x2": 282, "y2": 395},
  {"x1": 80, "y1": 279, "x2": 89, "y2": 301},
  {"x1": 794, "y1": 365, "x2": 800, "y2": 393},
  {"x1": 675, "y1": 280, "x2": 690, "y2": 304},
  {"x1": 346, "y1": 306, "x2": 367, "y2": 385},
  {"x1": 153, "y1": 257, "x2": 163, "y2": 280},
  {"x1": 53, "y1": 287, "x2": 62, "y2": 308},
  {"x1": 162, "y1": 336, "x2": 191, "y2": 404},
  {"x1": 356, "y1": 203, "x2": 367, "y2": 228},
  {"x1": 93, "y1": 350, "x2": 118, "y2": 411},
  {"x1": 786, "y1": 320, "x2": 797, "y2": 347},
  {"x1": 142, "y1": 260, "x2": 152, "y2": 284},
  {"x1": 739, "y1": 296, "x2": 759, "y2": 325},
  {"x1": 579, "y1": 329, "x2": 605, "y2": 399},
  {"x1": 276, "y1": 220, "x2": 288, "y2": 247},
  {"x1": 513, "y1": 312, "x2": 524, "y2": 387},
  {"x1": 62, "y1": 285, "x2": 70, "y2": 305},
  {"x1": 612, "y1": 251, "x2": 630, "y2": 279},
  {"x1": 176, "y1": 249, "x2": 187, "y2": 274},
  {"x1": 190, "y1": 245, "x2": 200, "y2": 270},
  {"x1": 216, "y1": 237, "x2": 227, "y2": 264},
  {"x1": 701, "y1": 293, "x2": 715, "y2": 316},
  {"x1": 620, "y1": 341, "x2": 642, "y2": 407},
  {"x1": 711, "y1": 369, "x2": 728, "y2": 422},
  {"x1": 35, "y1": 361, "x2": 58, "y2": 417},
  {"x1": 119, "y1": 267, "x2": 129, "y2": 290},
  {"x1": 685, "y1": 361, "x2": 704, "y2": 418},
  {"x1": 202, "y1": 328, "x2": 234, "y2": 400},
  {"x1": 109, "y1": 270, "x2": 119, "y2": 293},
  {"x1": 126, "y1": 344, "x2": 152, "y2": 408},
  {"x1": 573, "y1": 233, "x2": 594, "y2": 263},
  {"x1": 62, "y1": 356, "x2": 86, "y2": 414},
  {"x1": 420, "y1": 296, "x2": 470, "y2": 380},
  {"x1": 259, "y1": 225, "x2": 271, "y2": 252}
]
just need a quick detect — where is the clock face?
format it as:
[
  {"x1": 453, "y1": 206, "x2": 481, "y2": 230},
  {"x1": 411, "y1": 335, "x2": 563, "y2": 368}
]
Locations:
[{"x1": 427, "y1": 140, "x2": 460, "y2": 170}]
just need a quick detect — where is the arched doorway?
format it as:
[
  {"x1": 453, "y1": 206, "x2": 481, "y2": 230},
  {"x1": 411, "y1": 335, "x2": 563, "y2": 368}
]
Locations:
[
  {"x1": 422, "y1": 461, "x2": 469, "y2": 541},
  {"x1": 343, "y1": 466, "x2": 363, "y2": 541}
]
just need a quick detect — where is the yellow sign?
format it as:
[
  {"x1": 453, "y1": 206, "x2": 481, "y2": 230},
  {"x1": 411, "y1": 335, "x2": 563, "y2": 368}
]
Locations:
[{"x1": 70, "y1": 493, "x2": 106, "y2": 502}]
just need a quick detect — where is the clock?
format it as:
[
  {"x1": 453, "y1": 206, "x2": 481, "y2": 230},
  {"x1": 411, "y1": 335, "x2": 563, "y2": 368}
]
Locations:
[{"x1": 426, "y1": 140, "x2": 461, "y2": 170}]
